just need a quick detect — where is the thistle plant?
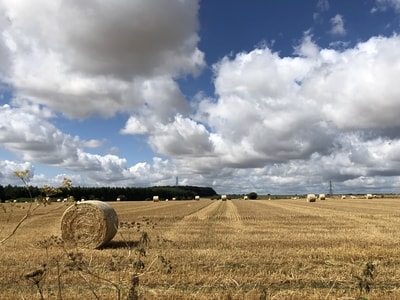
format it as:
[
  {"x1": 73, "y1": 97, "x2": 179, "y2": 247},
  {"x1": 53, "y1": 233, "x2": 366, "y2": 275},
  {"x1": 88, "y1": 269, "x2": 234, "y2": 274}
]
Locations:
[
  {"x1": 0, "y1": 170, "x2": 41, "y2": 244},
  {"x1": 0, "y1": 170, "x2": 73, "y2": 244},
  {"x1": 354, "y1": 261, "x2": 375, "y2": 299}
]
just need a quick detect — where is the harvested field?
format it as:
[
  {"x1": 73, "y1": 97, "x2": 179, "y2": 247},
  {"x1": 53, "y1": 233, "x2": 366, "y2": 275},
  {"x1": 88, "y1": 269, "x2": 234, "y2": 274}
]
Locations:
[{"x1": 1, "y1": 198, "x2": 400, "y2": 299}]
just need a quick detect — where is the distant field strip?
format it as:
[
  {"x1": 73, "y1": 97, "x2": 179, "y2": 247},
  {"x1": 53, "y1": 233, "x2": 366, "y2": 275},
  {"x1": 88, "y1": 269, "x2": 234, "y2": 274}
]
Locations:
[
  {"x1": 221, "y1": 199, "x2": 241, "y2": 220},
  {"x1": 112, "y1": 200, "x2": 212, "y2": 219},
  {"x1": 184, "y1": 200, "x2": 242, "y2": 221},
  {"x1": 184, "y1": 200, "x2": 221, "y2": 220}
]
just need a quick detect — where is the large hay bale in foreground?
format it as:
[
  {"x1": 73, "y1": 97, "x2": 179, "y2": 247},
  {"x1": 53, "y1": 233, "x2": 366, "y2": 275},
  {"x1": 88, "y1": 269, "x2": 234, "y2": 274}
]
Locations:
[{"x1": 61, "y1": 200, "x2": 119, "y2": 249}]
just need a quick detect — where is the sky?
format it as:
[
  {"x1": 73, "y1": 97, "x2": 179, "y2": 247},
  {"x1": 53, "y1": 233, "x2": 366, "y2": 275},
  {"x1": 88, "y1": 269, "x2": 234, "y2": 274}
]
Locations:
[{"x1": 1, "y1": 0, "x2": 400, "y2": 195}]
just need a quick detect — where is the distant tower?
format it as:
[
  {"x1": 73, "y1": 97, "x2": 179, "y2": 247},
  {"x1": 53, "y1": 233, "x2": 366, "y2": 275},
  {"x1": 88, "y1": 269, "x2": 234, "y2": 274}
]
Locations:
[
  {"x1": 176, "y1": 176, "x2": 179, "y2": 186},
  {"x1": 329, "y1": 180, "x2": 333, "y2": 196}
]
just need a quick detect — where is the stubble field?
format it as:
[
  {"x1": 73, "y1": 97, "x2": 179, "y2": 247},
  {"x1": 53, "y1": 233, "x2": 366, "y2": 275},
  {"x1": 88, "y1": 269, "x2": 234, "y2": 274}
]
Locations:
[{"x1": 1, "y1": 197, "x2": 400, "y2": 299}]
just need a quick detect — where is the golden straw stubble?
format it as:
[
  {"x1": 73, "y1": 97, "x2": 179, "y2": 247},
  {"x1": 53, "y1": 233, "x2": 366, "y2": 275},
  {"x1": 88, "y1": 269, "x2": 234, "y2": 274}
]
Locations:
[{"x1": 61, "y1": 200, "x2": 119, "y2": 249}]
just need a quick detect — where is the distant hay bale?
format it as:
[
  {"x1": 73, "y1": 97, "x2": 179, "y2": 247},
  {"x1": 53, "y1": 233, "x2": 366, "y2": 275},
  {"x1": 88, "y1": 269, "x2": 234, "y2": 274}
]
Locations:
[
  {"x1": 307, "y1": 194, "x2": 317, "y2": 202},
  {"x1": 61, "y1": 200, "x2": 119, "y2": 249},
  {"x1": 341, "y1": 195, "x2": 346, "y2": 199},
  {"x1": 319, "y1": 194, "x2": 326, "y2": 200},
  {"x1": 350, "y1": 195, "x2": 356, "y2": 199},
  {"x1": 366, "y1": 193, "x2": 373, "y2": 199},
  {"x1": 153, "y1": 196, "x2": 159, "y2": 202},
  {"x1": 243, "y1": 195, "x2": 248, "y2": 200},
  {"x1": 221, "y1": 195, "x2": 227, "y2": 201},
  {"x1": 195, "y1": 195, "x2": 200, "y2": 201}
]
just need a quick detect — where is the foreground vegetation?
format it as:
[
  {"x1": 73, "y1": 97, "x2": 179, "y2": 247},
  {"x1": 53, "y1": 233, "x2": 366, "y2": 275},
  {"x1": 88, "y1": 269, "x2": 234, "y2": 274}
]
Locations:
[{"x1": 2, "y1": 197, "x2": 400, "y2": 299}]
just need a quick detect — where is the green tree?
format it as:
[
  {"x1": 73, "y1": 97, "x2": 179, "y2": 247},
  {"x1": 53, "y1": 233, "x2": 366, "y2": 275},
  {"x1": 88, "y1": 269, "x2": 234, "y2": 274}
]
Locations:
[{"x1": 247, "y1": 192, "x2": 258, "y2": 200}]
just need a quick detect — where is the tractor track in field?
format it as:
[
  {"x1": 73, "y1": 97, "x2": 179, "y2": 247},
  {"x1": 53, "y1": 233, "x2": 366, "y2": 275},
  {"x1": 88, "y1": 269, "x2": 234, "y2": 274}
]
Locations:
[
  {"x1": 164, "y1": 200, "x2": 246, "y2": 242},
  {"x1": 184, "y1": 200, "x2": 221, "y2": 220},
  {"x1": 184, "y1": 200, "x2": 243, "y2": 221}
]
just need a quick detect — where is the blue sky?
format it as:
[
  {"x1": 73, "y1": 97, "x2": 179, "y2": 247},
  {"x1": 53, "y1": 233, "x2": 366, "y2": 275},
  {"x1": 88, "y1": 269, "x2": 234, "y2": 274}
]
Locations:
[{"x1": 1, "y1": 0, "x2": 400, "y2": 195}]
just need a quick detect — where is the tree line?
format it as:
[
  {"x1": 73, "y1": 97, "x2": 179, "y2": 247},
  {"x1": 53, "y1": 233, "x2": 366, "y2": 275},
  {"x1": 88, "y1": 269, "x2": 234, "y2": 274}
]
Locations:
[{"x1": 0, "y1": 184, "x2": 218, "y2": 202}]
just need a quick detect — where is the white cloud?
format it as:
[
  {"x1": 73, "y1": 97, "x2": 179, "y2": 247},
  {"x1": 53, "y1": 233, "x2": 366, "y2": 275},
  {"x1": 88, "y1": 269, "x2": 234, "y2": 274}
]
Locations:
[
  {"x1": 117, "y1": 33, "x2": 400, "y2": 193},
  {"x1": 162, "y1": 34, "x2": 400, "y2": 193},
  {"x1": 0, "y1": 160, "x2": 34, "y2": 185},
  {"x1": 373, "y1": 0, "x2": 400, "y2": 12},
  {"x1": 148, "y1": 114, "x2": 214, "y2": 157},
  {"x1": 329, "y1": 14, "x2": 346, "y2": 36},
  {"x1": 317, "y1": 0, "x2": 330, "y2": 12},
  {"x1": 120, "y1": 76, "x2": 191, "y2": 135},
  {"x1": 313, "y1": 0, "x2": 330, "y2": 22},
  {"x1": 0, "y1": 104, "x2": 134, "y2": 184},
  {"x1": 304, "y1": 35, "x2": 400, "y2": 131},
  {"x1": 0, "y1": 0, "x2": 204, "y2": 118}
]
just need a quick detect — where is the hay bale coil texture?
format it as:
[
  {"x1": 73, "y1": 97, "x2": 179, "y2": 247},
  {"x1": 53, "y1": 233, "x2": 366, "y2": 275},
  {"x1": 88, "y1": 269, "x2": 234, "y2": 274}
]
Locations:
[{"x1": 61, "y1": 200, "x2": 119, "y2": 249}]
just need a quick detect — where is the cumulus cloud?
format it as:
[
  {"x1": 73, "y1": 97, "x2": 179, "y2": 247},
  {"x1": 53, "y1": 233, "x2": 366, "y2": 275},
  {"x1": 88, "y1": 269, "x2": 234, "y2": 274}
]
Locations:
[
  {"x1": 0, "y1": 104, "x2": 136, "y2": 184},
  {"x1": 145, "y1": 33, "x2": 400, "y2": 193},
  {"x1": 304, "y1": 35, "x2": 400, "y2": 131},
  {"x1": 115, "y1": 33, "x2": 400, "y2": 193},
  {"x1": 148, "y1": 114, "x2": 214, "y2": 157},
  {"x1": 0, "y1": 104, "x2": 97, "y2": 164},
  {"x1": 120, "y1": 76, "x2": 191, "y2": 135},
  {"x1": 0, "y1": 0, "x2": 204, "y2": 118}
]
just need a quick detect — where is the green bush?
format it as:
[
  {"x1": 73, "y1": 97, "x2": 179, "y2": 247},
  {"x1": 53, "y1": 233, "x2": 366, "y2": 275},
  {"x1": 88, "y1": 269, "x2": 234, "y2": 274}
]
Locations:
[{"x1": 247, "y1": 192, "x2": 258, "y2": 200}]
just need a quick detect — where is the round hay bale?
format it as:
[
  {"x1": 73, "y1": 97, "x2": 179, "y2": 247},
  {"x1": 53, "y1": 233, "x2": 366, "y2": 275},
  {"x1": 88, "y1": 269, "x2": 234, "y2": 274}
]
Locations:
[
  {"x1": 61, "y1": 200, "x2": 119, "y2": 249},
  {"x1": 307, "y1": 194, "x2": 317, "y2": 202}
]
